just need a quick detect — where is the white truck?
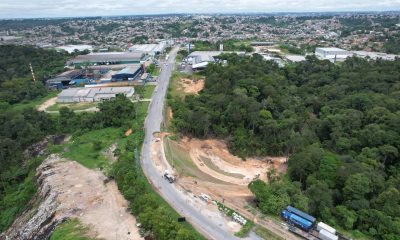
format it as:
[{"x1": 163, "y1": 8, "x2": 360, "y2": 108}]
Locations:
[
  {"x1": 317, "y1": 222, "x2": 336, "y2": 235},
  {"x1": 319, "y1": 229, "x2": 339, "y2": 240}
]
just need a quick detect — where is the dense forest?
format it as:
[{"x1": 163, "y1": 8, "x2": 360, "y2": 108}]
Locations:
[
  {"x1": 169, "y1": 54, "x2": 400, "y2": 239},
  {"x1": 0, "y1": 45, "x2": 68, "y2": 104}
]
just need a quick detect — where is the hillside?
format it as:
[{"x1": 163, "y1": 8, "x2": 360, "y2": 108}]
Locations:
[
  {"x1": 169, "y1": 54, "x2": 400, "y2": 240},
  {"x1": 0, "y1": 45, "x2": 68, "y2": 104}
]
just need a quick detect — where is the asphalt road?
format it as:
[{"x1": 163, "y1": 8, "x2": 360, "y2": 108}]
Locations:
[{"x1": 140, "y1": 47, "x2": 264, "y2": 240}]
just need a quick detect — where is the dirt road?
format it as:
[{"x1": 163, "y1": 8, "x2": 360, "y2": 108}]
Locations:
[{"x1": 37, "y1": 97, "x2": 57, "y2": 111}]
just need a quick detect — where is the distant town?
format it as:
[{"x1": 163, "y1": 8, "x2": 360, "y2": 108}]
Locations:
[{"x1": 1, "y1": 10, "x2": 400, "y2": 240}]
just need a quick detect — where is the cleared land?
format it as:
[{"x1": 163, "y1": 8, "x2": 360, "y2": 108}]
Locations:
[
  {"x1": 179, "y1": 78, "x2": 204, "y2": 94},
  {"x1": 46, "y1": 156, "x2": 142, "y2": 240}
]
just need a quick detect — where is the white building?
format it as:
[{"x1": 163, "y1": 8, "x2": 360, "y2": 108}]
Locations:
[
  {"x1": 129, "y1": 42, "x2": 166, "y2": 57},
  {"x1": 315, "y1": 47, "x2": 353, "y2": 61},
  {"x1": 285, "y1": 55, "x2": 306, "y2": 62},
  {"x1": 56, "y1": 45, "x2": 93, "y2": 54},
  {"x1": 352, "y1": 51, "x2": 399, "y2": 61},
  {"x1": 188, "y1": 51, "x2": 245, "y2": 70},
  {"x1": 57, "y1": 87, "x2": 135, "y2": 103}
]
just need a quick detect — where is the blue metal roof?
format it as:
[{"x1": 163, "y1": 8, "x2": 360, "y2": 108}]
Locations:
[{"x1": 287, "y1": 206, "x2": 316, "y2": 223}]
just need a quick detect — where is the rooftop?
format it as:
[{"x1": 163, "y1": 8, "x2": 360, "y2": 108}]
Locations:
[
  {"x1": 115, "y1": 65, "x2": 142, "y2": 75},
  {"x1": 72, "y1": 52, "x2": 144, "y2": 63},
  {"x1": 316, "y1": 47, "x2": 348, "y2": 52}
]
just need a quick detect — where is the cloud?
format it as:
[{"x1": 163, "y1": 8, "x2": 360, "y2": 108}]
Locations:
[{"x1": 0, "y1": 0, "x2": 399, "y2": 18}]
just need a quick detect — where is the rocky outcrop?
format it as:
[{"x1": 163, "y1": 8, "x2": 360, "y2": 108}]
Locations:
[
  {"x1": 1, "y1": 154, "x2": 142, "y2": 240},
  {"x1": 0, "y1": 155, "x2": 68, "y2": 240},
  {"x1": 23, "y1": 135, "x2": 69, "y2": 160}
]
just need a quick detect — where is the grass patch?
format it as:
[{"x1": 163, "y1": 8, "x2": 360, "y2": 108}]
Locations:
[
  {"x1": 199, "y1": 156, "x2": 245, "y2": 179},
  {"x1": 46, "y1": 102, "x2": 98, "y2": 112},
  {"x1": 163, "y1": 137, "x2": 228, "y2": 184},
  {"x1": 50, "y1": 219, "x2": 96, "y2": 240},
  {"x1": 10, "y1": 91, "x2": 58, "y2": 111},
  {"x1": 235, "y1": 221, "x2": 255, "y2": 238},
  {"x1": 254, "y1": 225, "x2": 284, "y2": 240},
  {"x1": 136, "y1": 85, "x2": 156, "y2": 99},
  {"x1": 63, "y1": 128, "x2": 122, "y2": 170},
  {"x1": 148, "y1": 67, "x2": 161, "y2": 76}
]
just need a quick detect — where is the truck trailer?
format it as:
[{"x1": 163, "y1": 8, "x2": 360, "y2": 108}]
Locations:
[
  {"x1": 286, "y1": 205, "x2": 316, "y2": 224},
  {"x1": 317, "y1": 222, "x2": 336, "y2": 235},
  {"x1": 281, "y1": 210, "x2": 313, "y2": 231},
  {"x1": 319, "y1": 229, "x2": 339, "y2": 240}
]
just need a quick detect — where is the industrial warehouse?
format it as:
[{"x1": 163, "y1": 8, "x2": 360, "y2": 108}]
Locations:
[
  {"x1": 70, "y1": 51, "x2": 145, "y2": 66},
  {"x1": 57, "y1": 87, "x2": 135, "y2": 103}
]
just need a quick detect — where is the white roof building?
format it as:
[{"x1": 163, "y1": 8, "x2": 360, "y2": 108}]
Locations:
[
  {"x1": 56, "y1": 45, "x2": 93, "y2": 54},
  {"x1": 285, "y1": 55, "x2": 307, "y2": 62},
  {"x1": 129, "y1": 42, "x2": 166, "y2": 57},
  {"x1": 315, "y1": 47, "x2": 353, "y2": 61},
  {"x1": 57, "y1": 87, "x2": 135, "y2": 103},
  {"x1": 352, "y1": 51, "x2": 399, "y2": 61},
  {"x1": 188, "y1": 51, "x2": 245, "y2": 70}
]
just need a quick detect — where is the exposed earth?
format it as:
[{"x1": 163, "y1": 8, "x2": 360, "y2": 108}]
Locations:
[
  {"x1": 37, "y1": 97, "x2": 57, "y2": 111},
  {"x1": 1, "y1": 155, "x2": 142, "y2": 240},
  {"x1": 178, "y1": 78, "x2": 205, "y2": 94}
]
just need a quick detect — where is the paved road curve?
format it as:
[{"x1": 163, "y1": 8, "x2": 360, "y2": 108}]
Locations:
[{"x1": 140, "y1": 46, "x2": 249, "y2": 240}]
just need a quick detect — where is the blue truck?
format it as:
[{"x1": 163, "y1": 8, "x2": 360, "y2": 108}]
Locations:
[
  {"x1": 281, "y1": 210, "x2": 313, "y2": 231},
  {"x1": 286, "y1": 205, "x2": 316, "y2": 224}
]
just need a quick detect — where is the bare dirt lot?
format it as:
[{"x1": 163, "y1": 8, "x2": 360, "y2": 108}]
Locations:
[
  {"x1": 44, "y1": 156, "x2": 142, "y2": 240},
  {"x1": 178, "y1": 137, "x2": 287, "y2": 184},
  {"x1": 178, "y1": 78, "x2": 205, "y2": 94}
]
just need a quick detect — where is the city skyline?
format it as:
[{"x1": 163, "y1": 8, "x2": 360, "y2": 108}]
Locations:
[{"x1": 1, "y1": 0, "x2": 400, "y2": 19}]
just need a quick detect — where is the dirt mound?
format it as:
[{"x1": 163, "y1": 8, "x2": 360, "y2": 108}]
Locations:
[
  {"x1": 1, "y1": 155, "x2": 142, "y2": 240},
  {"x1": 179, "y1": 78, "x2": 204, "y2": 94}
]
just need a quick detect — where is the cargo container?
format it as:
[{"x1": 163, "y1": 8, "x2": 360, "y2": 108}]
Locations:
[
  {"x1": 319, "y1": 229, "x2": 339, "y2": 240},
  {"x1": 317, "y1": 222, "x2": 336, "y2": 234},
  {"x1": 281, "y1": 210, "x2": 313, "y2": 231},
  {"x1": 286, "y1": 206, "x2": 316, "y2": 223}
]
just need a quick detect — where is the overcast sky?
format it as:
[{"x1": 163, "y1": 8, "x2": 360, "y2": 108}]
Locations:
[{"x1": 1, "y1": 0, "x2": 400, "y2": 19}]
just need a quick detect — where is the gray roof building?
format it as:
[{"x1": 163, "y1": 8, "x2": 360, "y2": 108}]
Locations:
[{"x1": 70, "y1": 52, "x2": 144, "y2": 66}]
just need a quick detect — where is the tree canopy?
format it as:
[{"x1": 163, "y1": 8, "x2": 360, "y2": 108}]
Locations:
[{"x1": 170, "y1": 53, "x2": 400, "y2": 239}]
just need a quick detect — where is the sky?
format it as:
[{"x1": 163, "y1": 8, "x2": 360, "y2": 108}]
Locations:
[{"x1": 0, "y1": 0, "x2": 400, "y2": 19}]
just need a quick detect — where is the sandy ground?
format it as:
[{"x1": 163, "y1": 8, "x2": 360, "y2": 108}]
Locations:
[
  {"x1": 37, "y1": 97, "x2": 57, "y2": 111},
  {"x1": 179, "y1": 78, "x2": 205, "y2": 94},
  {"x1": 179, "y1": 137, "x2": 286, "y2": 184},
  {"x1": 45, "y1": 156, "x2": 142, "y2": 240}
]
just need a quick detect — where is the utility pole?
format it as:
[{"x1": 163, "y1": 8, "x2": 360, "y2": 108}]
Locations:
[{"x1": 29, "y1": 63, "x2": 36, "y2": 82}]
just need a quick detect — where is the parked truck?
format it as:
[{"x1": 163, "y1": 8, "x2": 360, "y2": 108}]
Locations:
[
  {"x1": 281, "y1": 210, "x2": 313, "y2": 231},
  {"x1": 163, "y1": 172, "x2": 176, "y2": 183}
]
